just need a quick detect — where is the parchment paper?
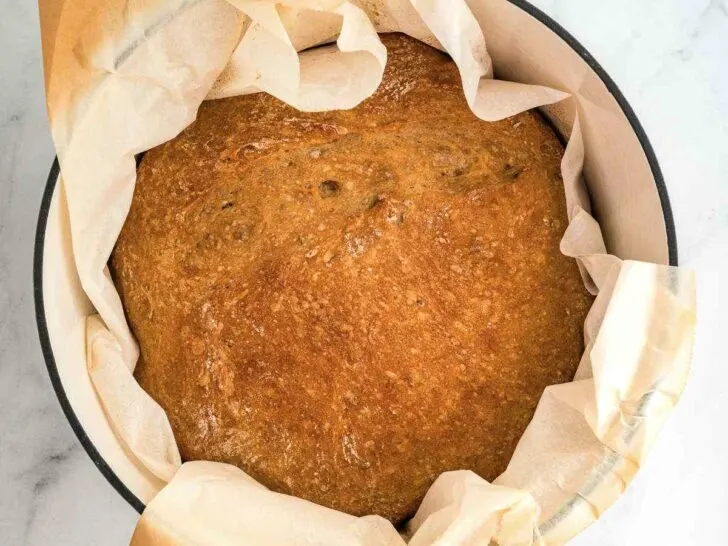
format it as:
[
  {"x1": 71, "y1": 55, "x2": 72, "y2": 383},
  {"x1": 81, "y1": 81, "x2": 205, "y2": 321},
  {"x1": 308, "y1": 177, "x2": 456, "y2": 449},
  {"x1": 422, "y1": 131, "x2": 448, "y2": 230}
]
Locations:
[{"x1": 40, "y1": 0, "x2": 697, "y2": 544}]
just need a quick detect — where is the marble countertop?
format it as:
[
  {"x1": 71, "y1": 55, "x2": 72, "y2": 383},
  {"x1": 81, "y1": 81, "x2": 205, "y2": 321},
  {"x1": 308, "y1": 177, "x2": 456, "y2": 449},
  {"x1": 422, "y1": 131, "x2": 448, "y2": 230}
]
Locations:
[{"x1": 1, "y1": 0, "x2": 726, "y2": 544}]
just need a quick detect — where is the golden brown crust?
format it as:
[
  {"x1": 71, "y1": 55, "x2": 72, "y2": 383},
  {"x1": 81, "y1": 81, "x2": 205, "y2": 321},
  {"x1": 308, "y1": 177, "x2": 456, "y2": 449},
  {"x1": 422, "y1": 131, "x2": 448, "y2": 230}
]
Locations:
[{"x1": 112, "y1": 34, "x2": 591, "y2": 524}]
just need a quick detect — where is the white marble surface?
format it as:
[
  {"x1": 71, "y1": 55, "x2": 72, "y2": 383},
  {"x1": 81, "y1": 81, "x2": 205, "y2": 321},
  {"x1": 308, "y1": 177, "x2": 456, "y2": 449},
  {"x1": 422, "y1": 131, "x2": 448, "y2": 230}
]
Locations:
[{"x1": 1, "y1": 0, "x2": 726, "y2": 544}]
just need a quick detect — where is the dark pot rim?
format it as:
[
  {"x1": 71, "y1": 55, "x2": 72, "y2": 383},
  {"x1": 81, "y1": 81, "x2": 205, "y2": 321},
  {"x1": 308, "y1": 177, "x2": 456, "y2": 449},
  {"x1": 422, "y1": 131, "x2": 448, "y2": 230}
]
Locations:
[{"x1": 33, "y1": 0, "x2": 678, "y2": 516}]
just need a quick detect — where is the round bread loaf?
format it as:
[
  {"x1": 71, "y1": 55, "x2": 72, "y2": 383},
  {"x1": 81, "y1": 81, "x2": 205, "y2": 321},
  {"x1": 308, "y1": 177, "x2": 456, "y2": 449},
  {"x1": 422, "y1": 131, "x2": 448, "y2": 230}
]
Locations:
[{"x1": 112, "y1": 33, "x2": 591, "y2": 524}]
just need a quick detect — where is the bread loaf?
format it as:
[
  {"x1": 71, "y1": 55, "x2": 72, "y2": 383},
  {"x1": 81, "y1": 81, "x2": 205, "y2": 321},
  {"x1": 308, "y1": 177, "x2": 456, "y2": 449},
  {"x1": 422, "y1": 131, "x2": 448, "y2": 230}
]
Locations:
[{"x1": 112, "y1": 33, "x2": 591, "y2": 524}]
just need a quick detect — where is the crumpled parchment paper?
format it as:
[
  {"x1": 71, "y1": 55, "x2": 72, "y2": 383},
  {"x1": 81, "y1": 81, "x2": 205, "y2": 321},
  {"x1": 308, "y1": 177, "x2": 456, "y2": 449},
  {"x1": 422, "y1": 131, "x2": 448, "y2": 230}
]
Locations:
[{"x1": 39, "y1": 0, "x2": 697, "y2": 544}]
